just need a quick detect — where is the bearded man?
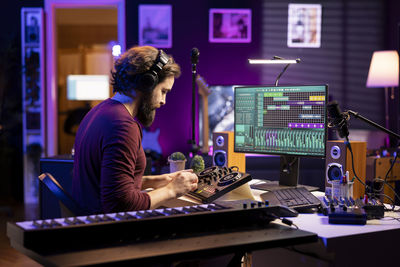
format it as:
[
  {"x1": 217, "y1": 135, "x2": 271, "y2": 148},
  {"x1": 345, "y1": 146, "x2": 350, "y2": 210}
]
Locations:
[{"x1": 72, "y1": 46, "x2": 198, "y2": 214}]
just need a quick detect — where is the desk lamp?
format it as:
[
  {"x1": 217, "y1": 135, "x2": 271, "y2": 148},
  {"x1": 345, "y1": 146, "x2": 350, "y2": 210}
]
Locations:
[
  {"x1": 248, "y1": 56, "x2": 300, "y2": 86},
  {"x1": 366, "y1": 50, "x2": 399, "y2": 146}
]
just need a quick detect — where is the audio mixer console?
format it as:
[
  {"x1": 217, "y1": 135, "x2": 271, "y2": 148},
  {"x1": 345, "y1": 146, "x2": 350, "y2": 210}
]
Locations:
[{"x1": 187, "y1": 166, "x2": 252, "y2": 203}]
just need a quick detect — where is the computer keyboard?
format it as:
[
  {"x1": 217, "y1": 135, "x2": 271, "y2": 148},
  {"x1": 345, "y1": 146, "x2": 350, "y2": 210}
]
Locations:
[{"x1": 260, "y1": 187, "x2": 321, "y2": 211}]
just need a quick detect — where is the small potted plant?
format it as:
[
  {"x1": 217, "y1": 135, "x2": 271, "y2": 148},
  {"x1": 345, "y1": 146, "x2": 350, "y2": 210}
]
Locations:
[
  {"x1": 168, "y1": 152, "x2": 187, "y2": 173},
  {"x1": 190, "y1": 155, "x2": 205, "y2": 173}
]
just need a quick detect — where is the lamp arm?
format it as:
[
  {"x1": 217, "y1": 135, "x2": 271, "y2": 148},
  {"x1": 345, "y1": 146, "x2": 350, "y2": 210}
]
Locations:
[
  {"x1": 347, "y1": 110, "x2": 400, "y2": 140},
  {"x1": 275, "y1": 63, "x2": 291, "y2": 86}
]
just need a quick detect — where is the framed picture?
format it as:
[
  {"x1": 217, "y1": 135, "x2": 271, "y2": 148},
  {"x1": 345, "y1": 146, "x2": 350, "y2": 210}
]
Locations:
[
  {"x1": 139, "y1": 5, "x2": 172, "y2": 48},
  {"x1": 287, "y1": 3, "x2": 322, "y2": 48},
  {"x1": 209, "y1": 8, "x2": 251, "y2": 43},
  {"x1": 24, "y1": 11, "x2": 41, "y2": 44}
]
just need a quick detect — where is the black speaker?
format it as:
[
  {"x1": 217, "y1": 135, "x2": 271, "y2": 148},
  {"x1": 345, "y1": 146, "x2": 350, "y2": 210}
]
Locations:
[{"x1": 135, "y1": 49, "x2": 169, "y2": 93}]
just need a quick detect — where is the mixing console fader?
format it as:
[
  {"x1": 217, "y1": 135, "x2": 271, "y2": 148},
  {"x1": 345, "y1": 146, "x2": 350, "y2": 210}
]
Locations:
[{"x1": 187, "y1": 166, "x2": 252, "y2": 203}]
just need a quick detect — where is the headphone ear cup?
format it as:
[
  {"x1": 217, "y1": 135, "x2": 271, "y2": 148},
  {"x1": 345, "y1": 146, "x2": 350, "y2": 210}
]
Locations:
[
  {"x1": 134, "y1": 49, "x2": 167, "y2": 93},
  {"x1": 138, "y1": 72, "x2": 158, "y2": 93}
]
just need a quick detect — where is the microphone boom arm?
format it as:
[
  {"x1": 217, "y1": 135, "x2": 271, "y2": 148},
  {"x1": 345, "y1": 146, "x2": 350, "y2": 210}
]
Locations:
[{"x1": 346, "y1": 110, "x2": 400, "y2": 140}]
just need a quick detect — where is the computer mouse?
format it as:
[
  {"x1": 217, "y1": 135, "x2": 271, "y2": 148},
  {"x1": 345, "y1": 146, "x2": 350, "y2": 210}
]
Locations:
[{"x1": 277, "y1": 205, "x2": 299, "y2": 217}]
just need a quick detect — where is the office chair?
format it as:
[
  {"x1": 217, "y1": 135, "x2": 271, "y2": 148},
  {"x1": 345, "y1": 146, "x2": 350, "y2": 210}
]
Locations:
[{"x1": 38, "y1": 173, "x2": 87, "y2": 217}]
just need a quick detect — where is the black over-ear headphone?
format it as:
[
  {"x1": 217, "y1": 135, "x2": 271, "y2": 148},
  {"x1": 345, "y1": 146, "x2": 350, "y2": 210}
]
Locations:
[{"x1": 135, "y1": 49, "x2": 169, "y2": 93}]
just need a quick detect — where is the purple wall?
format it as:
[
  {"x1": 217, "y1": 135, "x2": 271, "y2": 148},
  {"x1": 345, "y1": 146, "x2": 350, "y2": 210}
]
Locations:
[{"x1": 126, "y1": 1, "x2": 262, "y2": 157}]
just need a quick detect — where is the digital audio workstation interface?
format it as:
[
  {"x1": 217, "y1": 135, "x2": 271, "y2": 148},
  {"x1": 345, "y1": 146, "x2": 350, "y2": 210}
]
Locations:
[{"x1": 234, "y1": 85, "x2": 327, "y2": 157}]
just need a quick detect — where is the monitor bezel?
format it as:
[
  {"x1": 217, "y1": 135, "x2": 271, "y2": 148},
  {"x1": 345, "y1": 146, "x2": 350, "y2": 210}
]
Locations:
[{"x1": 233, "y1": 84, "x2": 329, "y2": 159}]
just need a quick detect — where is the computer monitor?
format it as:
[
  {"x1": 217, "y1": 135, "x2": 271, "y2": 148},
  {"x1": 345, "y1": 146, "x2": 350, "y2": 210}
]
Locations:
[
  {"x1": 234, "y1": 85, "x2": 328, "y2": 188},
  {"x1": 67, "y1": 75, "x2": 110, "y2": 101}
]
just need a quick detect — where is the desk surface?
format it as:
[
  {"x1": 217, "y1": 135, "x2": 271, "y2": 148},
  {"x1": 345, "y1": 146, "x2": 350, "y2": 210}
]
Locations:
[{"x1": 248, "y1": 180, "x2": 400, "y2": 255}]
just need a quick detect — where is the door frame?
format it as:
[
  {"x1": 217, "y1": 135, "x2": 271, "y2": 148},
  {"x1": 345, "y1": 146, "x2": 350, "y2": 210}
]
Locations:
[{"x1": 44, "y1": 0, "x2": 125, "y2": 156}]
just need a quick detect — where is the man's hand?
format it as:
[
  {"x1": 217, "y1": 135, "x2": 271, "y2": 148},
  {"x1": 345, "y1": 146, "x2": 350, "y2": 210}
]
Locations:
[
  {"x1": 147, "y1": 169, "x2": 198, "y2": 209},
  {"x1": 166, "y1": 169, "x2": 198, "y2": 198}
]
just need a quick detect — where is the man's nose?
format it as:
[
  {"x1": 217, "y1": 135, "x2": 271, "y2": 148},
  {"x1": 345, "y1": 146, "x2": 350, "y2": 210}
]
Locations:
[{"x1": 160, "y1": 95, "x2": 166, "y2": 106}]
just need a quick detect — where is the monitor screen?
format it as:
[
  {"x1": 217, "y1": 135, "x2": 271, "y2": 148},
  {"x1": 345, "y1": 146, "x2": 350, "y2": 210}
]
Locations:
[
  {"x1": 234, "y1": 85, "x2": 327, "y2": 157},
  {"x1": 67, "y1": 75, "x2": 110, "y2": 101},
  {"x1": 234, "y1": 85, "x2": 328, "y2": 187}
]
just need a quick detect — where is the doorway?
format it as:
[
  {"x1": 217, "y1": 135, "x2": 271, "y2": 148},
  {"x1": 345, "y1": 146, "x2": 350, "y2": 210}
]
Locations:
[{"x1": 45, "y1": 0, "x2": 125, "y2": 156}]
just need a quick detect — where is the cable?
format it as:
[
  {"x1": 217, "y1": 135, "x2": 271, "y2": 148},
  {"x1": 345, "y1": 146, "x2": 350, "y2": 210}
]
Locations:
[
  {"x1": 345, "y1": 137, "x2": 369, "y2": 190},
  {"x1": 377, "y1": 193, "x2": 396, "y2": 211},
  {"x1": 282, "y1": 218, "x2": 299, "y2": 229},
  {"x1": 269, "y1": 213, "x2": 299, "y2": 229},
  {"x1": 373, "y1": 178, "x2": 400, "y2": 208},
  {"x1": 381, "y1": 216, "x2": 400, "y2": 223},
  {"x1": 384, "y1": 141, "x2": 399, "y2": 182}
]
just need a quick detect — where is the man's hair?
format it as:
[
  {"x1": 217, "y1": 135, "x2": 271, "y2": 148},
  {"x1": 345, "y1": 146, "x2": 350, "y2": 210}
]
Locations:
[{"x1": 111, "y1": 46, "x2": 181, "y2": 95}]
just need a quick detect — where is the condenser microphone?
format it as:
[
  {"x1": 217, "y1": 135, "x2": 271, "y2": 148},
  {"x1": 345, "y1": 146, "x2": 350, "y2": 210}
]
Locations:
[
  {"x1": 327, "y1": 101, "x2": 349, "y2": 138},
  {"x1": 191, "y1": 47, "x2": 200, "y2": 65}
]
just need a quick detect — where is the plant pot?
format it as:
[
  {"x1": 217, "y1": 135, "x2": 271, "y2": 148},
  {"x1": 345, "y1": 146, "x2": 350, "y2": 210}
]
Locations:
[{"x1": 168, "y1": 158, "x2": 186, "y2": 173}]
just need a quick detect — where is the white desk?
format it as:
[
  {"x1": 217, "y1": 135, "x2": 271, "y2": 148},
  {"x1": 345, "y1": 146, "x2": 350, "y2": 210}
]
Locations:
[{"x1": 248, "y1": 181, "x2": 400, "y2": 267}]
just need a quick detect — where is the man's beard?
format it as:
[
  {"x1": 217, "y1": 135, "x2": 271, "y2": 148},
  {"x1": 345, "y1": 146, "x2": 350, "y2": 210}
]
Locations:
[{"x1": 136, "y1": 92, "x2": 156, "y2": 127}]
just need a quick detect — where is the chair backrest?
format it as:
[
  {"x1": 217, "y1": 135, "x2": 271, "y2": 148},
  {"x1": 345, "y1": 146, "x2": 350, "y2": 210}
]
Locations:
[{"x1": 38, "y1": 173, "x2": 87, "y2": 217}]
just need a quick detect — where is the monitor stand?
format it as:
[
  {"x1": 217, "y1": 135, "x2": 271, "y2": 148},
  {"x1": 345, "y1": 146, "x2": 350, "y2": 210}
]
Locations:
[{"x1": 250, "y1": 156, "x2": 319, "y2": 192}]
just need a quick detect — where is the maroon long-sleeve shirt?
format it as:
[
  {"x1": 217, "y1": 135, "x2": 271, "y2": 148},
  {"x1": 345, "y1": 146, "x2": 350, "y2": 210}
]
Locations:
[{"x1": 72, "y1": 98, "x2": 150, "y2": 214}]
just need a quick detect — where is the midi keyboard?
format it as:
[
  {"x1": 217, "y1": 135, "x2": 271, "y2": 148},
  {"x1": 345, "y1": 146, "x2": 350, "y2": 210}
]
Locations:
[{"x1": 7, "y1": 200, "x2": 297, "y2": 254}]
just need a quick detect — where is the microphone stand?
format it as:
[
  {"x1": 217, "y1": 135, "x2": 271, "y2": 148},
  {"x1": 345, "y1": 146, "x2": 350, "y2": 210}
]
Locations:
[
  {"x1": 344, "y1": 109, "x2": 400, "y2": 204},
  {"x1": 346, "y1": 110, "x2": 400, "y2": 141},
  {"x1": 189, "y1": 48, "x2": 200, "y2": 155},
  {"x1": 190, "y1": 62, "x2": 197, "y2": 153}
]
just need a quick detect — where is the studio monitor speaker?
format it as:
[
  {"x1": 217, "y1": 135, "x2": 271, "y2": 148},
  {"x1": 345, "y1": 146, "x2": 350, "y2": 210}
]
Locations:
[
  {"x1": 325, "y1": 140, "x2": 367, "y2": 199},
  {"x1": 212, "y1": 131, "x2": 246, "y2": 172}
]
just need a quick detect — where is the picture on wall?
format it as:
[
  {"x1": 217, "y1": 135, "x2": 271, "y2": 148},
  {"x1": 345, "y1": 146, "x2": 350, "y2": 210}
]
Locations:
[
  {"x1": 139, "y1": 5, "x2": 172, "y2": 48},
  {"x1": 287, "y1": 3, "x2": 322, "y2": 48},
  {"x1": 25, "y1": 11, "x2": 41, "y2": 44},
  {"x1": 209, "y1": 8, "x2": 251, "y2": 43}
]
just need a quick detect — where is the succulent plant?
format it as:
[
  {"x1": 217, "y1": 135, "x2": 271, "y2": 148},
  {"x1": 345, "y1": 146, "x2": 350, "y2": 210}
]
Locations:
[
  {"x1": 190, "y1": 155, "x2": 205, "y2": 173},
  {"x1": 169, "y1": 151, "x2": 186, "y2": 161}
]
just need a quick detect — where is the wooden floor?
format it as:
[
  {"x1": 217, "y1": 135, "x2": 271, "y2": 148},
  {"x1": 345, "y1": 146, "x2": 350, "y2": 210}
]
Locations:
[{"x1": 0, "y1": 202, "x2": 41, "y2": 266}]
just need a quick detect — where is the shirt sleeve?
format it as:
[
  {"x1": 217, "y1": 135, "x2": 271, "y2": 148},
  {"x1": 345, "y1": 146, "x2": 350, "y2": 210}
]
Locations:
[{"x1": 100, "y1": 121, "x2": 150, "y2": 213}]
